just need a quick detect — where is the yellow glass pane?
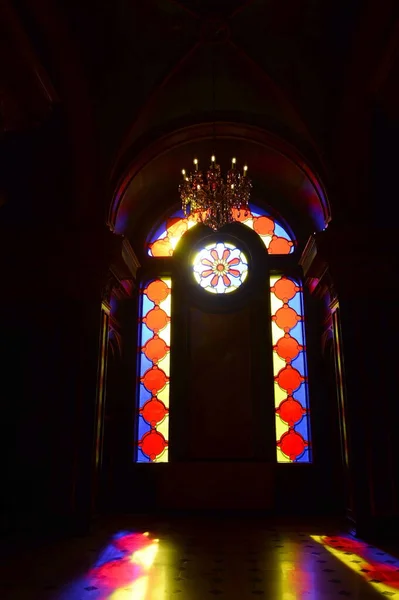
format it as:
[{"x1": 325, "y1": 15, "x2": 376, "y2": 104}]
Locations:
[
  {"x1": 274, "y1": 381, "x2": 286, "y2": 407},
  {"x1": 260, "y1": 234, "x2": 272, "y2": 248},
  {"x1": 275, "y1": 414, "x2": 288, "y2": 440},
  {"x1": 158, "y1": 322, "x2": 171, "y2": 346},
  {"x1": 271, "y1": 322, "x2": 282, "y2": 345},
  {"x1": 276, "y1": 446, "x2": 291, "y2": 463},
  {"x1": 158, "y1": 353, "x2": 170, "y2": 377},
  {"x1": 270, "y1": 292, "x2": 283, "y2": 315},
  {"x1": 169, "y1": 236, "x2": 181, "y2": 250},
  {"x1": 159, "y1": 279, "x2": 172, "y2": 315},
  {"x1": 243, "y1": 218, "x2": 254, "y2": 229},
  {"x1": 158, "y1": 384, "x2": 169, "y2": 407},
  {"x1": 270, "y1": 275, "x2": 279, "y2": 286},
  {"x1": 154, "y1": 448, "x2": 168, "y2": 463},
  {"x1": 157, "y1": 416, "x2": 169, "y2": 439},
  {"x1": 273, "y1": 352, "x2": 286, "y2": 375}
]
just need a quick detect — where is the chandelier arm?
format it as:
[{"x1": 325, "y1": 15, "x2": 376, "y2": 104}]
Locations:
[{"x1": 180, "y1": 160, "x2": 251, "y2": 230}]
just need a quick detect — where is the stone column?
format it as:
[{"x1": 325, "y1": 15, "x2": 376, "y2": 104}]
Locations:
[
  {"x1": 303, "y1": 224, "x2": 399, "y2": 537},
  {"x1": 0, "y1": 224, "x2": 124, "y2": 534}
]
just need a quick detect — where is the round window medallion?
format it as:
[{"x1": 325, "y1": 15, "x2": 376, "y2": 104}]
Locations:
[{"x1": 192, "y1": 241, "x2": 249, "y2": 294}]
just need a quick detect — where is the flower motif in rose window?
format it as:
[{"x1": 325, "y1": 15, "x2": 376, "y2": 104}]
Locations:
[{"x1": 193, "y1": 242, "x2": 248, "y2": 294}]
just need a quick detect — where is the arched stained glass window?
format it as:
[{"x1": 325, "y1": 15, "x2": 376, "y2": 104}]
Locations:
[
  {"x1": 147, "y1": 204, "x2": 294, "y2": 257},
  {"x1": 135, "y1": 205, "x2": 312, "y2": 464},
  {"x1": 136, "y1": 278, "x2": 171, "y2": 462}
]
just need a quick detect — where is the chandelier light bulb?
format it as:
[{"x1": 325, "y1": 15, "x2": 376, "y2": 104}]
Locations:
[
  {"x1": 182, "y1": 169, "x2": 186, "y2": 176},
  {"x1": 179, "y1": 155, "x2": 252, "y2": 231}
]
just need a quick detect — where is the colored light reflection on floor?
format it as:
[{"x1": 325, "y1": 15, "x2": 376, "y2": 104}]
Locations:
[
  {"x1": 82, "y1": 531, "x2": 160, "y2": 599},
  {"x1": 277, "y1": 541, "x2": 319, "y2": 600},
  {"x1": 312, "y1": 534, "x2": 399, "y2": 596}
]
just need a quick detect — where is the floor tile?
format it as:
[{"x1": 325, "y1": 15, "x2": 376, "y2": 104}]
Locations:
[{"x1": 1, "y1": 517, "x2": 399, "y2": 599}]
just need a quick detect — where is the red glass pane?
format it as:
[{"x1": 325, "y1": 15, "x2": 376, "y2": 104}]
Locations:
[
  {"x1": 145, "y1": 280, "x2": 170, "y2": 305},
  {"x1": 142, "y1": 336, "x2": 169, "y2": 363},
  {"x1": 268, "y1": 236, "x2": 293, "y2": 254},
  {"x1": 166, "y1": 217, "x2": 188, "y2": 238},
  {"x1": 141, "y1": 366, "x2": 168, "y2": 394},
  {"x1": 139, "y1": 429, "x2": 168, "y2": 460},
  {"x1": 278, "y1": 429, "x2": 307, "y2": 460},
  {"x1": 253, "y1": 215, "x2": 275, "y2": 236},
  {"x1": 273, "y1": 305, "x2": 300, "y2": 331},
  {"x1": 276, "y1": 397, "x2": 306, "y2": 426},
  {"x1": 143, "y1": 307, "x2": 169, "y2": 332},
  {"x1": 276, "y1": 365, "x2": 303, "y2": 393},
  {"x1": 274, "y1": 334, "x2": 302, "y2": 362},
  {"x1": 271, "y1": 277, "x2": 299, "y2": 302},
  {"x1": 149, "y1": 238, "x2": 173, "y2": 257},
  {"x1": 141, "y1": 397, "x2": 168, "y2": 426}
]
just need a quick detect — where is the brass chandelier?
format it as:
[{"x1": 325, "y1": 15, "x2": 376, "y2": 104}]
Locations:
[{"x1": 179, "y1": 155, "x2": 252, "y2": 231}]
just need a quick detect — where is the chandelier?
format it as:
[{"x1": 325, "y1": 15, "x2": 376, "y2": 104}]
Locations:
[{"x1": 179, "y1": 156, "x2": 252, "y2": 231}]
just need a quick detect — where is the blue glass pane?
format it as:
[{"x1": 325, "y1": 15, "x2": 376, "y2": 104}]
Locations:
[
  {"x1": 291, "y1": 352, "x2": 305, "y2": 376},
  {"x1": 149, "y1": 226, "x2": 166, "y2": 245},
  {"x1": 138, "y1": 385, "x2": 151, "y2": 408},
  {"x1": 290, "y1": 321, "x2": 304, "y2": 345},
  {"x1": 274, "y1": 222, "x2": 292, "y2": 241},
  {"x1": 249, "y1": 204, "x2": 294, "y2": 243},
  {"x1": 140, "y1": 355, "x2": 153, "y2": 377},
  {"x1": 288, "y1": 292, "x2": 302, "y2": 315},
  {"x1": 294, "y1": 383, "x2": 308, "y2": 408},
  {"x1": 295, "y1": 414, "x2": 310, "y2": 440},
  {"x1": 148, "y1": 209, "x2": 185, "y2": 244},
  {"x1": 138, "y1": 415, "x2": 151, "y2": 441},
  {"x1": 249, "y1": 203, "x2": 270, "y2": 217},
  {"x1": 140, "y1": 323, "x2": 154, "y2": 346},
  {"x1": 142, "y1": 295, "x2": 153, "y2": 316},
  {"x1": 137, "y1": 448, "x2": 150, "y2": 463},
  {"x1": 295, "y1": 447, "x2": 310, "y2": 463}
]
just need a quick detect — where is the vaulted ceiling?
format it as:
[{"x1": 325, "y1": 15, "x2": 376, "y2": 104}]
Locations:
[
  {"x1": 2, "y1": 0, "x2": 398, "y2": 244},
  {"x1": 60, "y1": 0, "x2": 361, "y2": 164}
]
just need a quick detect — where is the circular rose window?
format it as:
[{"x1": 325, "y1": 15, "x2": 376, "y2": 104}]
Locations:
[{"x1": 193, "y1": 241, "x2": 249, "y2": 294}]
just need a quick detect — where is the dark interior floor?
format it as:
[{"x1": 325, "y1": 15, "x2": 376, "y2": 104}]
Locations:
[{"x1": 1, "y1": 515, "x2": 399, "y2": 599}]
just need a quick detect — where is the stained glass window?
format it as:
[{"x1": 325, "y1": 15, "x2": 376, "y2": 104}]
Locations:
[
  {"x1": 137, "y1": 206, "x2": 312, "y2": 466},
  {"x1": 193, "y1": 242, "x2": 248, "y2": 294},
  {"x1": 136, "y1": 278, "x2": 171, "y2": 462},
  {"x1": 147, "y1": 204, "x2": 294, "y2": 257},
  {"x1": 270, "y1": 275, "x2": 311, "y2": 462}
]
